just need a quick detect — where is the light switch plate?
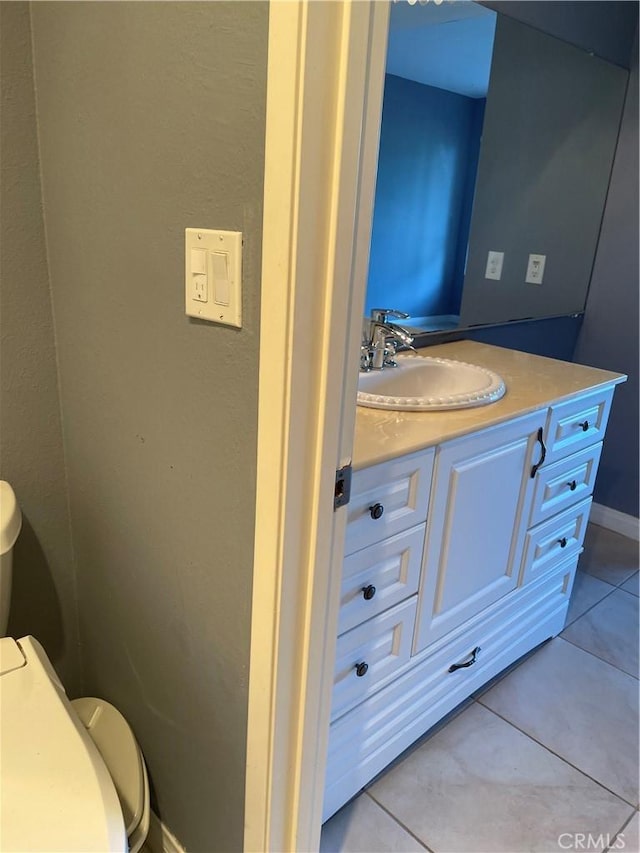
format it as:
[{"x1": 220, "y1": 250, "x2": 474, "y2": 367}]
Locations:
[
  {"x1": 185, "y1": 228, "x2": 242, "y2": 327},
  {"x1": 525, "y1": 253, "x2": 546, "y2": 285},
  {"x1": 485, "y1": 251, "x2": 504, "y2": 280}
]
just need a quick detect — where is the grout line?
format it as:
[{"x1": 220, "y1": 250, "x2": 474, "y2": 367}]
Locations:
[
  {"x1": 581, "y1": 565, "x2": 638, "y2": 591},
  {"x1": 559, "y1": 634, "x2": 639, "y2": 681},
  {"x1": 577, "y1": 567, "x2": 618, "y2": 589},
  {"x1": 603, "y1": 807, "x2": 639, "y2": 853},
  {"x1": 476, "y1": 701, "x2": 639, "y2": 809},
  {"x1": 562, "y1": 580, "x2": 618, "y2": 629},
  {"x1": 612, "y1": 571, "x2": 639, "y2": 590},
  {"x1": 617, "y1": 586, "x2": 639, "y2": 600},
  {"x1": 365, "y1": 792, "x2": 434, "y2": 852}
]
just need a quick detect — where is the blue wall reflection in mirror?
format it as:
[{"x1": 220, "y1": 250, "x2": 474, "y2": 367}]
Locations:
[{"x1": 366, "y1": 3, "x2": 496, "y2": 329}]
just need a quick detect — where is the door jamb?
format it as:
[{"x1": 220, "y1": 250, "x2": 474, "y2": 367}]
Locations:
[{"x1": 244, "y1": 2, "x2": 389, "y2": 851}]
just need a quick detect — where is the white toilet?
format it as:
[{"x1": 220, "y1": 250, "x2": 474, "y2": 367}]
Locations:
[{"x1": 0, "y1": 480, "x2": 150, "y2": 852}]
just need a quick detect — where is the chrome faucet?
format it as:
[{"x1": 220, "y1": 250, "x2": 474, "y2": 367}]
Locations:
[{"x1": 361, "y1": 309, "x2": 414, "y2": 371}]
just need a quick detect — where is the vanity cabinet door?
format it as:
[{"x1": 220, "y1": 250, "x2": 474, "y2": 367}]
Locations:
[{"x1": 414, "y1": 411, "x2": 543, "y2": 654}]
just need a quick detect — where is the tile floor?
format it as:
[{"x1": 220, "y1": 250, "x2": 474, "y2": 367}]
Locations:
[{"x1": 320, "y1": 524, "x2": 639, "y2": 853}]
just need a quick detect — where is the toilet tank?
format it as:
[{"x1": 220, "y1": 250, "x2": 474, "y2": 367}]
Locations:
[{"x1": 0, "y1": 481, "x2": 22, "y2": 636}]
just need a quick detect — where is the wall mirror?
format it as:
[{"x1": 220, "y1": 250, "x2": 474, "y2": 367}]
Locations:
[{"x1": 365, "y1": 1, "x2": 629, "y2": 334}]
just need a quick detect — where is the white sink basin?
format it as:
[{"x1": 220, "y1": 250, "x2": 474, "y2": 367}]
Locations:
[{"x1": 357, "y1": 354, "x2": 506, "y2": 411}]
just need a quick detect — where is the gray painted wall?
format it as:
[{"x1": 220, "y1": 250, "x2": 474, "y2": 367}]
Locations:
[
  {"x1": 0, "y1": 3, "x2": 81, "y2": 693},
  {"x1": 29, "y1": 3, "x2": 268, "y2": 850},
  {"x1": 460, "y1": 14, "x2": 627, "y2": 328},
  {"x1": 574, "y1": 29, "x2": 639, "y2": 519}
]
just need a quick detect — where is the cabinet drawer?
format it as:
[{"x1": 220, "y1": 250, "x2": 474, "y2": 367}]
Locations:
[
  {"x1": 530, "y1": 442, "x2": 602, "y2": 527},
  {"x1": 521, "y1": 497, "x2": 591, "y2": 585},
  {"x1": 544, "y1": 387, "x2": 614, "y2": 464},
  {"x1": 331, "y1": 597, "x2": 417, "y2": 721},
  {"x1": 345, "y1": 449, "x2": 434, "y2": 555},
  {"x1": 338, "y1": 525, "x2": 424, "y2": 635},
  {"x1": 324, "y1": 556, "x2": 577, "y2": 821}
]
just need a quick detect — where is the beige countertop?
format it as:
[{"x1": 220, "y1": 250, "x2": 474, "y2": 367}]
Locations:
[{"x1": 353, "y1": 340, "x2": 626, "y2": 470}]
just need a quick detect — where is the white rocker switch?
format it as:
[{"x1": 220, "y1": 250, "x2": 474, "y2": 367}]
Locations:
[
  {"x1": 211, "y1": 252, "x2": 230, "y2": 306},
  {"x1": 191, "y1": 249, "x2": 207, "y2": 275}
]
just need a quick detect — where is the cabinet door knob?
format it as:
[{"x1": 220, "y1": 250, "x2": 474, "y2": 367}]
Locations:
[
  {"x1": 448, "y1": 646, "x2": 481, "y2": 673},
  {"x1": 355, "y1": 661, "x2": 369, "y2": 678},
  {"x1": 567, "y1": 480, "x2": 577, "y2": 491},
  {"x1": 369, "y1": 503, "x2": 384, "y2": 520},
  {"x1": 558, "y1": 537, "x2": 568, "y2": 548},
  {"x1": 579, "y1": 420, "x2": 590, "y2": 432},
  {"x1": 362, "y1": 584, "x2": 377, "y2": 601}
]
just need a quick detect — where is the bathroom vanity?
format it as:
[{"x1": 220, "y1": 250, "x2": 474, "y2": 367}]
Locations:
[{"x1": 323, "y1": 341, "x2": 625, "y2": 820}]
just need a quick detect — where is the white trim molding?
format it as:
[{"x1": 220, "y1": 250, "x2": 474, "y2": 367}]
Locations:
[
  {"x1": 244, "y1": 2, "x2": 389, "y2": 851},
  {"x1": 590, "y1": 502, "x2": 640, "y2": 541},
  {"x1": 145, "y1": 811, "x2": 186, "y2": 853}
]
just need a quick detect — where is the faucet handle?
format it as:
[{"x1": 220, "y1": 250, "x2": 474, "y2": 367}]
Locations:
[{"x1": 370, "y1": 308, "x2": 410, "y2": 324}]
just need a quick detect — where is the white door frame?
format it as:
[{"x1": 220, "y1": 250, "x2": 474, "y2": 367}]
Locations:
[{"x1": 244, "y1": 2, "x2": 389, "y2": 851}]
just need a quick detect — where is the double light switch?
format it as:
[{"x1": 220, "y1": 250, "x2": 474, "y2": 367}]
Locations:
[{"x1": 185, "y1": 228, "x2": 242, "y2": 328}]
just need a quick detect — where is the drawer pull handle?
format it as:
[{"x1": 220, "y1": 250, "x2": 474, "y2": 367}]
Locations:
[
  {"x1": 579, "y1": 420, "x2": 590, "y2": 432},
  {"x1": 369, "y1": 503, "x2": 384, "y2": 520},
  {"x1": 558, "y1": 537, "x2": 568, "y2": 548},
  {"x1": 530, "y1": 427, "x2": 547, "y2": 478},
  {"x1": 355, "y1": 661, "x2": 369, "y2": 678},
  {"x1": 567, "y1": 480, "x2": 577, "y2": 491},
  {"x1": 448, "y1": 646, "x2": 481, "y2": 673},
  {"x1": 362, "y1": 584, "x2": 377, "y2": 601}
]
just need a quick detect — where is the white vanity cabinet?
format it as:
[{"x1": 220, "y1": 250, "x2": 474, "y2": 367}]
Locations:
[
  {"x1": 323, "y1": 381, "x2": 618, "y2": 822},
  {"x1": 413, "y1": 411, "x2": 542, "y2": 653}
]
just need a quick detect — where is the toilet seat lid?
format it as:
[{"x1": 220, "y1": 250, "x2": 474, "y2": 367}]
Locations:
[
  {"x1": 72, "y1": 697, "x2": 146, "y2": 838},
  {"x1": 0, "y1": 636, "x2": 127, "y2": 853}
]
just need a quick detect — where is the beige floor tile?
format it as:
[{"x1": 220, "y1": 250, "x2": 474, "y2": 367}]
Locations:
[
  {"x1": 320, "y1": 793, "x2": 426, "y2": 852},
  {"x1": 579, "y1": 525, "x2": 638, "y2": 587},
  {"x1": 479, "y1": 638, "x2": 639, "y2": 805},
  {"x1": 565, "y1": 571, "x2": 615, "y2": 627},
  {"x1": 621, "y1": 572, "x2": 640, "y2": 597},
  {"x1": 562, "y1": 588, "x2": 639, "y2": 677},
  {"x1": 368, "y1": 703, "x2": 632, "y2": 853}
]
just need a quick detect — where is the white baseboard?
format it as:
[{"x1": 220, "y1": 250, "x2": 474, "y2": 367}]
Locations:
[
  {"x1": 145, "y1": 811, "x2": 186, "y2": 853},
  {"x1": 590, "y1": 502, "x2": 640, "y2": 541}
]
